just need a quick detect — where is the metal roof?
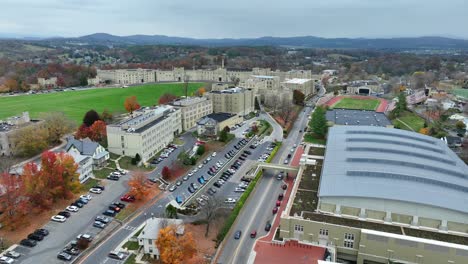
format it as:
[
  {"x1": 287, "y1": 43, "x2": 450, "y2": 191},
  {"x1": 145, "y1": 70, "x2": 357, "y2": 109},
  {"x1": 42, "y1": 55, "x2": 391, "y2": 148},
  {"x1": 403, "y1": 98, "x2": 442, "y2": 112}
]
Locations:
[
  {"x1": 326, "y1": 109, "x2": 392, "y2": 127},
  {"x1": 319, "y1": 126, "x2": 468, "y2": 214}
]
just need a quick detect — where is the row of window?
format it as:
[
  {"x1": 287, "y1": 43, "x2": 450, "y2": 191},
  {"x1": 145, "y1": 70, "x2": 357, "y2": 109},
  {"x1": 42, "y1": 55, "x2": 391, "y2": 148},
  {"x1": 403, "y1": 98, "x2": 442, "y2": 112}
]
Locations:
[{"x1": 294, "y1": 226, "x2": 355, "y2": 249}]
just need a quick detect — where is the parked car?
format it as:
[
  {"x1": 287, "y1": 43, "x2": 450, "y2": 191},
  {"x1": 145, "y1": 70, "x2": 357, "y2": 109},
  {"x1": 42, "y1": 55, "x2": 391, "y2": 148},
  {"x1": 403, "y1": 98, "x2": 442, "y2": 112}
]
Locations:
[
  {"x1": 80, "y1": 194, "x2": 92, "y2": 200},
  {"x1": 63, "y1": 245, "x2": 80, "y2": 255},
  {"x1": 276, "y1": 200, "x2": 281, "y2": 207},
  {"x1": 120, "y1": 194, "x2": 136, "y2": 202},
  {"x1": 168, "y1": 185, "x2": 177, "y2": 192},
  {"x1": 27, "y1": 233, "x2": 44, "y2": 241},
  {"x1": 51, "y1": 215, "x2": 67, "y2": 222},
  {"x1": 282, "y1": 184, "x2": 288, "y2": 190},
  {"x1": 93, "y1": 221, "x2": 106, "y2": 229},
  {"x1": 188, "y1": 186, "x2": 195, "y2": 193},
  {"x1": 58, "y1": 211, "x2": 71, "y2": 218},
  {"x1": 4, "y1": 251, "x2": 21, "y2": 259},
  {"x1": 272, "y1": 207, "x2": 278, "y2": 214},
  {"x1": 71, "y1": 201, "x2": 84, "y2": 208},
  {"x1": 0, "y1": 256, "x2": 15, "y2": 264},
  {"x1": 175, "y1": 196, "x2": 183, "y2": 204},
  {"x1": 76, "y1": 233, "x2": 93, "y2": 242},
  {"x1": 20, "y1": 239, "x2": 37, "y2": 247},
  {"x1": 66, "y1": 205, "x2": 79, "y2": 212},
  {"x1": 234, "y1": 188, "x2": 245, "y2": 192},
  {"x1": 103, "y1": 210, "x2": 116, "y2": 217},
  {"x1": 234, "y1": 230, "x2": 242, "y2": 239},
  {"x1": 57, "y1": 252, "x2": 72, "y2": 261},
  {"x1": 213, "y1": 182, "x2": 222, "y2": 188},
  {"x1": 107, "y1": 175, "x2": 119, "y2": 181},
  {"x1": 89, "y1": 188, "x2": 102, "y2": 194},
  {"x1": 109, "y1": 204, "x2": 121, "y2": 212},
  {"x1": 176, "y1": 180, "x2": 183, "y2": 186},
  {"x1": 108, "y1": 251, "x2": 125, "y2": 260},
  {"x1": 283, "y1": 159, "x2": 289, "y2": 164},
  {"x1": 192, "y1": 183, "x2": 199, "y2": 190},
  {"x1": 278, "y1": 193, "x2": 284, "y2": 200},
  {"x1": 225, "y1": 198, "x2": 236, "y2": 204},
  {"x1": 95, "y1": 215, "x2": 111, "y2": 224},
  {"x1": 212, "y1": 152, "x2": 217, "y2": 157},
  {"x1": 265, "y1": 221, "x2": 272, "y2": 231},
  {"x1": 34, "y1": 228, "x2": 49, "y2": 236}
]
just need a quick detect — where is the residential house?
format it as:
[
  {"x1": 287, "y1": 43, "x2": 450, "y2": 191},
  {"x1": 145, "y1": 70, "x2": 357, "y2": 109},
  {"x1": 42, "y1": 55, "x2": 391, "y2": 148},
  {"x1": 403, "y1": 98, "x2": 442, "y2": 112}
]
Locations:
[
  {"x1": 197, "y1": 113, "x2": 243, "y2": 137},
  {"x1": 67, "y1": 148, "x2": 94, "y2": 182},
  {"x1": 137, "y1": 218, "x2": 184, "y2": 259},
  {"x1": 65, "y1": 137, "x2": 109, "y2": 169}
]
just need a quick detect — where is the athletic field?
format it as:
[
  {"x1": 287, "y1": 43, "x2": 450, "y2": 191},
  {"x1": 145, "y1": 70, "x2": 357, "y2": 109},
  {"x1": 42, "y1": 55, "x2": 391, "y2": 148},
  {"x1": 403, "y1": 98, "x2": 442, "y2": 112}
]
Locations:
[
  {"x1": 332, "y1": 97, "x2": 380, "y2": 111},
  {"x1": 0, "y1": 83, "x2": 204, "y2": 123}
]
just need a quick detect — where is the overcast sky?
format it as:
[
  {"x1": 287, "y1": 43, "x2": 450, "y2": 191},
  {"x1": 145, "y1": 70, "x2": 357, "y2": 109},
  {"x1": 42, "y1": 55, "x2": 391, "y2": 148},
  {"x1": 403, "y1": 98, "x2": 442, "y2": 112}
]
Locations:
[{"x1": 1, "y1": 0, "x2": 467, "y2": 39}]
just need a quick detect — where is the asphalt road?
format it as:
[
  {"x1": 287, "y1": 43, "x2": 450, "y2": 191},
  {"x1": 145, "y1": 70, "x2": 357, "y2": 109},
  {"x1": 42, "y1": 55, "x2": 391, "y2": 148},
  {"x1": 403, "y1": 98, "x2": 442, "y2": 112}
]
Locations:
[
  {"x1": 216, "y1": 104, "x2": 314, "y2": 264},
  {"x1": 79, "y1": 134, "x2": 272, "y2": 264}
]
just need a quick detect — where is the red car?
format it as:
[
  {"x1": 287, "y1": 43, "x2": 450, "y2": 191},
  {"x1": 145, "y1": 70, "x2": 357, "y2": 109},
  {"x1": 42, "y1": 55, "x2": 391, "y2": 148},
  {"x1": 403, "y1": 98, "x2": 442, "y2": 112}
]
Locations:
[
  {"x1": 278, "y1": 193, "x2": 284, "y2": 201},
  {"x1": 276, "y1": 200, "x2": 281, "y2": 207},
  {"x1": 250, "y1": 230, "x2": 257, "y2": 238},
  {"x1": 120, "y1": 194, "x2": 136, "y2": 202},
  {"x1": 282, "y1": 184, "x2": 287, "y2": 190},
  {"x1": 272, "y1": 207, "x2": 278, "y2": 214}
]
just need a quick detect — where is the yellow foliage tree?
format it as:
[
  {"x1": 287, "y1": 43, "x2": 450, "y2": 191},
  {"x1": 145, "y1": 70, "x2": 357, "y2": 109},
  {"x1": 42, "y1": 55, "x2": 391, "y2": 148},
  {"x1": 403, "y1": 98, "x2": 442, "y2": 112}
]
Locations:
[
  {"x1": 419, "y1": 127, "x2": 429, "y2": 135},
  {"x1": 128, "y1": 171, "x2": 151, "y2": 200},
  {"x1": 156, "y1": 225, "x2": 197, "y2": 264}
]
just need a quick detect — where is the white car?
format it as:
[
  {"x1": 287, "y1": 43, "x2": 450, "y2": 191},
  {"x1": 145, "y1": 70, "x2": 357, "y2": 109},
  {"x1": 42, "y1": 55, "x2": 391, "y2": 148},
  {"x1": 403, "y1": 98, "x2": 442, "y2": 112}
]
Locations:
[
  {"x1": 201, "y1": 195, "x2": 209, "y2": 201},
  {"x1": 234, "y1": 188, "x2": 245, "y2": 193},
  {"x1": 51, "y1": 215, "x2": 67, "y2": 222},
  {"x1": 212, "y1": 152, "x2": 217, "y2": 157},
  {"x1": 0, "y1": 256, "x2": 15, "y2": 264},
  {"x1": 80, "y1": 194, "x2": 92, "y2": 200},
  {"x1": 111, "y1": 171, "x2": 121, "y2": 176},
  {"x1": 193, "y1": 168, "x2": 198, "y2": 173},
  {"x1": 89, "y1": 188, "x2": 102, "y2": 194},
  {"x1": 198, "y1": 164, "x2": 203, "y2": 169},
  {"x1": 225, "y1": 198, "x2": 237, "y2": 204},
  {"x1": 66, "y1": 205, "x2": 79, "y2": 212}
]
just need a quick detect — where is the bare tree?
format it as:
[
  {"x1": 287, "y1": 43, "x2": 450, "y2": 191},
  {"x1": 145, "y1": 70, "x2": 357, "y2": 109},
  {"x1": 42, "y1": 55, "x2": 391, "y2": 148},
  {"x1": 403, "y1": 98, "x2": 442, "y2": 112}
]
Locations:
[
  {"x1": 278, "y1": 98, "x2": 295, "y2": 126},
  {"x1": 199, "y1": 197, "x2": 223, "y2": 237}
]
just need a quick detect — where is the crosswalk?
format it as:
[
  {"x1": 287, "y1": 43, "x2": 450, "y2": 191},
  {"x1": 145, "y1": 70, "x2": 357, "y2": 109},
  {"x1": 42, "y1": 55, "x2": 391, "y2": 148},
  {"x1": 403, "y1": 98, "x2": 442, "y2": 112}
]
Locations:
[{"x1": 122, "y1": 225, "x2": 137, "y2": 231}]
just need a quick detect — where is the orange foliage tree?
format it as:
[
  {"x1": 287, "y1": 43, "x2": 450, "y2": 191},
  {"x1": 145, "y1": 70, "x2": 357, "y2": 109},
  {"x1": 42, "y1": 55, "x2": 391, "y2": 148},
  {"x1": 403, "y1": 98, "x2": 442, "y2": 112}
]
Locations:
[
  {"x1": 89, "y1": 120, "x2": 107, "y2": 142},
  {"x1": 158, "y1": 93, "x2": 178, "y2": 105},
  {"x1": 156, "y1": 225, "x2": 197, "y2": 264},
  {"x1": 419, "y1": 127, "x2": 430, "y2": 135},
  {"x1": 0, "y1": 172, "x2": 31, "y2": 230},
  {"x1": 23, "y1": 151, "x2": 80, "y2": 209},
  {"x1": 124, "y1": 96, "x2": 141, "y2": 114},
  {"x1": 195, "y1": 87, "x2": 206, "y2": 97},
  {"x1": 127, "y1": 171, "x2": 151, "y2": 200}
]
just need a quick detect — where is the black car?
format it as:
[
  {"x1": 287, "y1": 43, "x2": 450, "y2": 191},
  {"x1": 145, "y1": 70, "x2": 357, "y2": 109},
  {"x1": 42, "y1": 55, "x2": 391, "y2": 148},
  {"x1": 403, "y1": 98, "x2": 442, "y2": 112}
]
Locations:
[
  {"x1": 57, "y1": 252, "x2": 72, "y2": 261},
  {"x1": 207, "y1": 171, "x2": 215, "y2": 176},
  {"x1": 107, "y1": 175, "x2": 120, "y2": 181},
  {"x1": 71, "y1": 201, "x2": 84, "y2": 208},
  {"x1": 234, "y1": 230, "x2": 242, "y2": 239},
  {"x1": 213, "y1": 182, "x2": 222, "y2": 188},
  {"x1": 103, "y1": 210, "x2": 116, "y2": 217},
  {"x1": 234, "y1": 145, "x2": 240, "y2": 150},
  {"x1": 93, "y1": 185, "x2": 105, "y2": 190},
  {"x1": 265, "y1": 221, "x2": 272, "y2": 231},
  {"x1": 113, "y1": 202, "x2": 126, "y2": 208},
  {"x1": 27, "y1": 233, "x2": 44, "y2": 241},
  {"x1": 244, "y1": 150, "x2": 252, "y2": 155},
  {"x1": 20, "y1": 239, "x2": 37, "y2": 247},
  {"x1": 109, "y1": 204, "x2": 121, "y2": 212},
  {"x1": 58, "y1": 211, "x2": 71, "y2": 218},
  {"x1": 35, "y1": 228, "x2": 49, "y2": 236},
  {"x1": 249, "y1": 145, "x2": 256, "y2": 149},
  {"x1": 63, "y1": 245, "x2": 80, "y2": 255},
  {"x1": 188, "y1": 186, "x2": 195, "y2": 193},
  {"x1": 239, "y1": 156, "x2": 246, "y2": 161},
  {"x1": 224, "y1": 154, "x2": 231, "y2": 159}
]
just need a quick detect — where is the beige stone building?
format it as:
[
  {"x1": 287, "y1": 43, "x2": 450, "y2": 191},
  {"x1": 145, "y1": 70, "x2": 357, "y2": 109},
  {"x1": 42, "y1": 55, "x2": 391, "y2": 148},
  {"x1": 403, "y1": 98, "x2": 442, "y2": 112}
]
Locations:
[
  {"x1": 196, "y1": 113, "x2": 243, "y2": 137},
  {"x1": 279, "y1": 126, "x2": 468, "y2": 264},
  {"x1": 0, "y1": 112, "x2": 43, "y2": 156},
  {"x1": 205, "y1": 87, "x2": 255, "y2": 116},
  {"x1": 169, "y1": 97, "x2": 213, "y2": 131},
  {"x1": 37, "y1": 77, "x2": 58, "y2": 88},
  {"x1": 282, "y1": 78, "x2": 317, "y2": 96},
  {"x1": 106, "y1": 105, "x2": 182, "y2": 162}
]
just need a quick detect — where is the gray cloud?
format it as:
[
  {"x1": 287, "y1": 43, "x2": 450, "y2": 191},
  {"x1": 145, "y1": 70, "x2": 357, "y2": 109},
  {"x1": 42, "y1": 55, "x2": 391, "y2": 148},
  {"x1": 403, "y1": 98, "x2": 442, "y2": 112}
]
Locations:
[{"x1": 0, "y1": 0, "x2": 467, "y2": 39}]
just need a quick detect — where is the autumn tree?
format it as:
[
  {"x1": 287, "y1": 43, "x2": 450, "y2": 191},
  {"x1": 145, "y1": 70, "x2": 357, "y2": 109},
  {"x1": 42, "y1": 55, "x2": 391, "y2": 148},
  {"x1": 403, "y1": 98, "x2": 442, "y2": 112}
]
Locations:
[
  {"x1": 83, "y1": 110, "x2": 101, "y2": 127},
  {"x1": 4, "y1": 78, "x2": 19, "y2": 92},
  {"x1": 156, "y1": 225, "x2": 197, "y2": 264},
  {"x1": 158, "y1": 93, "x2": 178, "y2": 105},
  {"x1": 101, "y1": 109, "x2": 113, "y2": 123},
  {"x1": 195, "y1": 87, "x2": 206, "y2": 97},
  {"x1": 41, "y1": 112, "x2": 76, "y2": 144},
  {"x1": 161, "y1": 166, "x2": 171, "y2": 180},
  {"x1": 124, "y1": 96, "x2": 141, "y2": 114},
  {"x1": 89, "y1": 120, "x2": 107, "y2": 142},
  {"x1": 76, "y1": 124, "x2": 91, "y2": 139},
  {"x1": 13, "y1": 125, "x2": 49, "y2": 157},
  {"x1": 292, "y1": 90, "x2": 305, "y2": 105},
  {"x1": 419, "y1": 127, "x2": 430, "y2": 135},
  {"x1": 128, "y1": 171, "x2": 151, "y2": 200},
  {"x1": 0, "y1": 172, "x2": 31, "y2": 230}
]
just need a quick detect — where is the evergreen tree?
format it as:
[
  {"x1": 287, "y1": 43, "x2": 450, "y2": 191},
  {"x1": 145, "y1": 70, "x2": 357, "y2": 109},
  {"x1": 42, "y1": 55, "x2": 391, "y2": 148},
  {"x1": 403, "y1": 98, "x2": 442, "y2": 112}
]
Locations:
[{"x1": 311, "y1": 106, "x2": 328, "y2": 138}]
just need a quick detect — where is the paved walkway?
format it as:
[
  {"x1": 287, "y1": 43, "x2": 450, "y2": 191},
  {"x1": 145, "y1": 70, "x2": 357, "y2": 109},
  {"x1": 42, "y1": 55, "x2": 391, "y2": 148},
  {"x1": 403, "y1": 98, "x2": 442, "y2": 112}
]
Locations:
[{"x1": 252, "y1": 146, "x2": 326, "y2": 264}]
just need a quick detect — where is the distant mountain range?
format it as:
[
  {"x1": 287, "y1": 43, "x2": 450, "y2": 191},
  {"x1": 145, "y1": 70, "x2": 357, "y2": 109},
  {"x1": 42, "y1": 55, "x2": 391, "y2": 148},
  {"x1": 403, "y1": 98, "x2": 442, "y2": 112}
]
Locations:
[{"x1": 4, "y1": 33, "x2": 468, "y2": 49}]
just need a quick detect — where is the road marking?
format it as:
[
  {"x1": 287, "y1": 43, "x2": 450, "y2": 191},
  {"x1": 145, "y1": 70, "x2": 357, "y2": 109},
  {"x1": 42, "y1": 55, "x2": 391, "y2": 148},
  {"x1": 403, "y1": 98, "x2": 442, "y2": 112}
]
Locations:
[{"x1": 122, "y1": 225, "x2": 137, "y2": 231}]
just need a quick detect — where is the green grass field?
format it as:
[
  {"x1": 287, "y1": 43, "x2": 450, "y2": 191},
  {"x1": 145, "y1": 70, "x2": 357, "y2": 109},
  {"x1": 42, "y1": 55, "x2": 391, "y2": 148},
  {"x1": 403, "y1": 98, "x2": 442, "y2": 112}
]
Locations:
[
  {"x1": 453, "y1": 89, "x2": 468, "y2": 99},
  {"x1": 333, "y1": 97, "x2": 380, "y2": 111},
  {"x1": 392, "y1": 111, "x2": 425, "y2": 132},
  {"x1": 0, "y1": 83, "x2": 204, "y2": 123}
]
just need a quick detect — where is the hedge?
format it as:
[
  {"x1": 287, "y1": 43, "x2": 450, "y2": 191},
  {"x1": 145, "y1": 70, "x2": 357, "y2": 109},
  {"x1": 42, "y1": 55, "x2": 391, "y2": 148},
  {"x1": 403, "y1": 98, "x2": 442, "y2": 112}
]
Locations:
[{"x1": 215, "y1": 142, "x2": 282, "y2": 246}]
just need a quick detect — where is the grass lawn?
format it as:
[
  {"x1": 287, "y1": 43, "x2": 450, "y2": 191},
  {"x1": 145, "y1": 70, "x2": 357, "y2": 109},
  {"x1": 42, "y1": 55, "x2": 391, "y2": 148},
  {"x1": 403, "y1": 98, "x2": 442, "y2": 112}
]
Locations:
[
  {"x1": 0, "y1": 82, "x2": 205, "y2": 123},
  {"x1": 93, "y1": 168, "x2": 114, "y2": 179},
  {"x1": 115, "y1": 205, "x2": 138, "y2": 221},
  {"x1": 453, "y1": 89, "x2": 468, "y2": 99},
  {"x1": 119, "y1": 156, "x2": 153, "y2": 171},
  {"x1": 122, "y1": 240, "x2": 140, "y2": 250},
  {"x1": 304, "y1": 133, "x2": 326, "y2": 145},
  {"x1": 392, "y1": 111, "x2": 425, "y2": 132},
  {"x1": 80, "y1": 178, "x2": 101, "y2": 192},
  {"x1": 124, "y1": 254, "x2": 137, "y2": 264},
  {"x1": 333, "y1": 97, "x2": 380, "y2": 110}
]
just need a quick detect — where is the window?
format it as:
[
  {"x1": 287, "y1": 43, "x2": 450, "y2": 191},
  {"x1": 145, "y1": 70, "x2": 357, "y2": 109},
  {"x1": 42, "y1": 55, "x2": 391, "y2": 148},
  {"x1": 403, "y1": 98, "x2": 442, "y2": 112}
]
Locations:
[
  {"x1": 294, "y1": 224, "x2": 304, "y2": 232},
  {"x1": 343, "y1": 233, "x2": 355, "y2": 248},
  {"x1": 319, "y1": 229, "x2": 328, "y2": 236}
]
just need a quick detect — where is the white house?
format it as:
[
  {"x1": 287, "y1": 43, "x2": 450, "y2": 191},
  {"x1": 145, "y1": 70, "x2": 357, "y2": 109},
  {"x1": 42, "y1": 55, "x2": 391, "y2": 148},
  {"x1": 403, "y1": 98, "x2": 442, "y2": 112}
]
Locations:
[
  {"x1": 65, "y1": 136, "x2": 109, "y2": 169},
  {"x1": 67, "y1": 148, "x2": 94, "y2": 182},
  {"x1": 137, "y1": 218, "x2": 184, "y2": 259}
]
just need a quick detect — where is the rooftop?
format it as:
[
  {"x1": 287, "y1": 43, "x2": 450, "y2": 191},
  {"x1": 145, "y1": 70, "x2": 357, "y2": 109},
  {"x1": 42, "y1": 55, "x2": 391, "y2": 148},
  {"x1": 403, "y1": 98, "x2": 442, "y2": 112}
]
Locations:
[
  {"x1": 199, "y1": 112, "x2": 236, "y2": 123},
  {"x1": 320, "y1": 126, "x2": 468, "y2": 214},
  {"x1": 283, "y1": 78, "x2": 312, "y2": 85},
  {"x1": 210, "y1": 87, "x2": 248, "y2": 94},
  {"x1": 138, "y1": 218, "x2": 184, "y2": 240},
  {"x1": 170, "y1": 96, "x2": 209, "y2": 107},
  {"x1": 252, "y1": 75, "x2": 276, "y2": 79},
  {"x1": 326, "y1": 109, "x2": 392, "y2": 127}
]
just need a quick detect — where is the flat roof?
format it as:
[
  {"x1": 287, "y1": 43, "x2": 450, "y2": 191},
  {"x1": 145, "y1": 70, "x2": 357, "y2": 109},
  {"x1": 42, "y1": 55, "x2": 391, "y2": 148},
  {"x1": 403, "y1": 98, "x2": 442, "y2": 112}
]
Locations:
[
  {"x1": 326, "y1": 109, "x2": 392, "y2": 127},
  {"x1": 283, "y1": 78, "x2": 312, "y2": 84},
  {"x1": 170, "y1": 96, "x2": 208, "y2": 107},
  {"x1": 320, "y1": 126, "x2": 468, "y2": 214}
]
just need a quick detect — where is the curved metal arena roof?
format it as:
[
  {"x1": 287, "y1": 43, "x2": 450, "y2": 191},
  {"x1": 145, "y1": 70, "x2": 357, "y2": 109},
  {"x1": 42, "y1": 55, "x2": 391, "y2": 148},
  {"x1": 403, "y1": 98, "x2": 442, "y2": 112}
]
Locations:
[{"x1": 319, "y1": 126, "x2": 468, "y2": 214}]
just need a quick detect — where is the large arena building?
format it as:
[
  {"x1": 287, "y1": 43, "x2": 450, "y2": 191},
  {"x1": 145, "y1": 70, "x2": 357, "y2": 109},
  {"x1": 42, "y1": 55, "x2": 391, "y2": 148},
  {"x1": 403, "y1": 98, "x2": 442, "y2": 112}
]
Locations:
[{"x1": 280, "y1": 126, "x2": 468, "y2": 264}]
